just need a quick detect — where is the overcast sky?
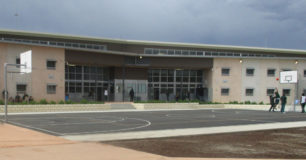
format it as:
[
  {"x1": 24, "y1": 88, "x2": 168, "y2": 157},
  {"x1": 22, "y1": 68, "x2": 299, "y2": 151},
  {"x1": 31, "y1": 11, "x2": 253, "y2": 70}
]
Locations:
[{"x1": 1, "y1": 0, "x2": 306, "y2": 49}]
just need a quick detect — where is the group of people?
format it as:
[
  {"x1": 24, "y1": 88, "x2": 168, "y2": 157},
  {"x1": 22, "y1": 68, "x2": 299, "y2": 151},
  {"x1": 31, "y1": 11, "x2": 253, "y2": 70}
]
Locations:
[
  {"x1": 269, "y1": 88, "x2": 306, "y2": 113},
  {"x1": 2, "y1": 91, "x2": 34, "y2": 103}
]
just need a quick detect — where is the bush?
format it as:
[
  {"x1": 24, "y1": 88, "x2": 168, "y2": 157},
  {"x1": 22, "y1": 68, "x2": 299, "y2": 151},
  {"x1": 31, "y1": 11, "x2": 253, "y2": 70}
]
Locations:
[
  {"x1": 244, "y1": 101, "x2": 251, "y2": 104},
  {"x1": 50, "y1": 101, "x2": 56, "y2": 104},
  {"x1": 80, "y1": 99, "x2": 89, "y2": 104},
  {"x1": 0, "y1": 100, "x2": 3, "y2": 105},
  {"x1": 229, "y1": 101, "x2": 239, "y2": 104},
  {"x1": 65, "y1": 100, "x2": 73, "y2": 104},
  {"x1": 251, "y1": 101, "x2": 257, "y2": 105},
  {"x1": 259, "y1": 101, "x2": 264, "y2": 105},
  {"x1": 29, "y1": 101, "x2": 37, "y2": 105},
  {"x1": 39, "y1": 99, "x2": 48, "y2": 104},
  {"x1": 58, "y1": 100, "x2": 65, "y2": 104}
]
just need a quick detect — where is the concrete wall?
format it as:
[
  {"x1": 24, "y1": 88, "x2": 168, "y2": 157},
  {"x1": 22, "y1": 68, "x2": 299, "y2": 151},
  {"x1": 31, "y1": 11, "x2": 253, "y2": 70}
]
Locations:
[
  {"x1": 0, "y1": 43, "x2": 65, "y2": 102},
  {"x1": 212, "y1": 58, "x2": 242, "y2": 103},
  {"x1": 0, "y1": 43, "x2": 6, "y2": 99},
  {"x1": 0, "y1": 43, "x2": 32, "y2": 100},
  {"x1": 211, "y1": 58, "x2": 306, "y2": 104},
  {"x1": 31, "y1": 46, "x2": 65, "y2": 101}
]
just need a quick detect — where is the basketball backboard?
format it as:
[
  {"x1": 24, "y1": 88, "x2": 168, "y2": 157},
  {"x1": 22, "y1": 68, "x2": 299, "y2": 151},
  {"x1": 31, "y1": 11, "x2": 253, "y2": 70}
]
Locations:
[
  {"x1": 280, "y1": 71, "x2": 297, "y2": 84},
  {"x1": 20, "y1": 50, "x2": 32, "y2": 73}
]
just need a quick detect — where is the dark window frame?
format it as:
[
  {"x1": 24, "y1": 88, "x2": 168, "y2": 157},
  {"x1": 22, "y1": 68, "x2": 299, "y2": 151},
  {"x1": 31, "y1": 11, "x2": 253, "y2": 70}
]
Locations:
[
  {"x1": 246, "y1": 68, "x2": 255, "y2": 76},
  {"x1": 47, "y1": 84, "x2": 57, "y2": 94},
  {"x1": 221, "y1": 88, "x2": 230, "y2": 96},
  {"x1": 282, "y1": 89, "x2": 291, "y2": 96},
  {"x1": 267, "y1": 69, "x2": 276, "y2": 77},
  {"x1": 245, "y1": 88, "x2": 254, "y2": 96},
  {"x1": 46, "y1": 60, "x2": 57, "y2": 70},
  {"x1": 222, "y1": 68, "x2": 230, "y2": 76}
]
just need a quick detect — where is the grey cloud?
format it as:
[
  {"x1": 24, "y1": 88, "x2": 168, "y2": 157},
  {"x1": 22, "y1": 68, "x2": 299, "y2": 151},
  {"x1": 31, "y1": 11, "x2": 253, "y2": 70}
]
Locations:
[{"x1": 0, "y1": 0, "x2": 306, "y2": 49}]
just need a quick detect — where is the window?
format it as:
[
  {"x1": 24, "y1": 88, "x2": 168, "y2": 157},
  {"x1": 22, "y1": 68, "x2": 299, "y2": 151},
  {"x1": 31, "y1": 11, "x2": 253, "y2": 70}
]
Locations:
[
  {"x1": 246, "y1": 68, "x2": 254, "y2": 76},
  {"x1": 282, "y1": 69, "x2": 292, "y2": 71},
  {"x1": 16, "y1": 57, "x2": 20, "y2": 68},
  {"x1": 245, "y1": 88, "x2": 254, "y2": 96},
  {"x1": 267, "y1": 69, "x2": 275, "y2": 77},
  {"x1": 16, "y1": 84, "x2": 26, "y2": 94},
  {"x1": 47, "y1": 84, "x2": 56, "y2": 94},
  {"x1": 222, "y1": 68, "x2": 230, "y2": 76},
  {"x1": 221, "y1": 88, "x2": 229, "y2": 96},
  {"x1": 304, "y1": 70, "x2": 306, "y2": 77},
  {"x1": 304, "y1": 89, "x2": 306, "y2": 95},
  {"x1": 266, "y1": 88, "x2": 275, "y2": 96},
  {"x1": 282, "y1": 89, "x2": 290, "y2": 96},
  {"x1": 46, "y1": 60, "x2": 56, "y2": 70}
]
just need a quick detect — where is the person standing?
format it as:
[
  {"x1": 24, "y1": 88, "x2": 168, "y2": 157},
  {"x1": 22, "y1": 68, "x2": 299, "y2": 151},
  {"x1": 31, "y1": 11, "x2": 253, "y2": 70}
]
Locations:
[
  {"x1": 269, "y1": 95, "x2": 275, "y2": 112},
  {"x1": 129, "y1": 88, "x2": 134, "y2": 102},
  {"x1": 274, "y1": 90, "x2": 280, "y2": 110},
  {"x1": 280, "y1": 93, "x2": 287, "y2": 113},
  {"x1": 300, "y1": 93, "x2": 306, "y2": 113}
]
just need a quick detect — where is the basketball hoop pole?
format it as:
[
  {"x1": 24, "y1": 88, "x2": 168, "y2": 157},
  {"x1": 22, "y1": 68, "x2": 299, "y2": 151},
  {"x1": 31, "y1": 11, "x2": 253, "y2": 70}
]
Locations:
[{"x1": 3, "y1": 63, "x2": 26, "y2": 123}]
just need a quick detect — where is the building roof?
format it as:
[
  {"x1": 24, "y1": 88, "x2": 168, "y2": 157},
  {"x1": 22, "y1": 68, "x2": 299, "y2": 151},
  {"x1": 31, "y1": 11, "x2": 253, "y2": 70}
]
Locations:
[{"x1": 1, "y1": 29, "x2": 306, "y2": 55}]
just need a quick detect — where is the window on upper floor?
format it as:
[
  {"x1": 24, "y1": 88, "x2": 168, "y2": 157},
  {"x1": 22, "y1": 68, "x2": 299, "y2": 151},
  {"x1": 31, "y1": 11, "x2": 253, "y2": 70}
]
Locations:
[
  {"x1": 222, "y1": 68, "x2": 230, "y2": 76},
  {"x1": 221, "y1": 88, "x2": 230, "y2": 96},
  {"x1": 46, "y1": 60, "x2": 56, "y2": 70},
  {"x1": 267, "y1": 69, "x2": 276, "y2": 77},
  {"x1": 245, "y1": 88, "x2": 254, "y2": 96},
  {"x1": 304, "y1": 70, "x2": 306, "y2": 77},
  {"x1": 246, "y1": 68, "x2": 255, "y2": 76}
]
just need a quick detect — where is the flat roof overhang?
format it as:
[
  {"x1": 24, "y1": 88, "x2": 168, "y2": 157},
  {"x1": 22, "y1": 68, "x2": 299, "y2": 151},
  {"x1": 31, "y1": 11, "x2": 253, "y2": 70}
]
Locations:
[{"x1": 1, "y1": 29, "x2": 306, "y2": 56}]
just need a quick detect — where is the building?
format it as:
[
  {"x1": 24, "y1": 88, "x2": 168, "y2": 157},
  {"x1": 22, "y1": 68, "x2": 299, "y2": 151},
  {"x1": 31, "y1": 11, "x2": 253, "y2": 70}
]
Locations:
[{"x1": 0, "y1": 29, "x2": 305, "y2": 104}]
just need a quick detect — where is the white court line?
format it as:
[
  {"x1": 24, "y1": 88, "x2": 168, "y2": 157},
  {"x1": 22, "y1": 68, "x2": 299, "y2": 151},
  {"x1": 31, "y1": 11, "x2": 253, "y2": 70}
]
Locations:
[
  {"x1": 8, "y1": 121, "x2": 63, "y2": 136},
  {"x1": 62, "y1": 121, "x2": 306, "y2": 142},
  {"x1": 60, "y1": 118, "x2": 151, "y2": 136},
  {"x1": 3, "y1": 108, "x2": 227, "y2": 115}
]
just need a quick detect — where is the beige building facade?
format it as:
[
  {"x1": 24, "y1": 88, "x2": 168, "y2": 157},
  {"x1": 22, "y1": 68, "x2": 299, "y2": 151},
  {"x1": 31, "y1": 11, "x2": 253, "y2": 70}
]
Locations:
[{"x1": 0, "y1": 30, "x2": 305, "y2": 104}]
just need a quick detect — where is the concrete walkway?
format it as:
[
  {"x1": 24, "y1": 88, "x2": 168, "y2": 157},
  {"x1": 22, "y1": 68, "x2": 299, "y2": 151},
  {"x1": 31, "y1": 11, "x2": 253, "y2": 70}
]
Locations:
[{"x1": 0, "y1": 123, "x2": 281, "y2": 160}]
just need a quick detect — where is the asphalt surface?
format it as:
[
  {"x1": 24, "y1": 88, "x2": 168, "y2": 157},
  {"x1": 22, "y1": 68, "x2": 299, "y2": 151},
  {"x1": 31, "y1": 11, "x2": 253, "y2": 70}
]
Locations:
[{"x1": 7, "y1": 109, "x2": 306, "y2": 136}]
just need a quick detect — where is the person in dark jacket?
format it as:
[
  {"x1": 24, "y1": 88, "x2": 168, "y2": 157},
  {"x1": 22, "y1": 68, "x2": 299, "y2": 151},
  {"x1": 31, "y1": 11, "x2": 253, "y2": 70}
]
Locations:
[
  {"x1": 129, "y1": 88, "x2": 134, "y2": 102},
  {"x1": 269, "y1": 95, "x2": 275, "y2": 112},
  {"x1": 280, "y1": 93, "x2": 287, "y2": 113}
]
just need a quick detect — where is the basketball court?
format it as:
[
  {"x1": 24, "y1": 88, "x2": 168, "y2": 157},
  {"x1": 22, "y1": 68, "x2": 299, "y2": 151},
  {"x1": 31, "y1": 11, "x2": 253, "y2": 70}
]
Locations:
[{"x1": 6, "y1": 109, "x2": 306, "y2": 141}]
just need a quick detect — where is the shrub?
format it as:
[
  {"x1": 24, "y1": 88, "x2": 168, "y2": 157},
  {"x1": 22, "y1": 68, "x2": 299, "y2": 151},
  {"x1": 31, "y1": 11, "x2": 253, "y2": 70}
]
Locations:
[
  {"x1": 229, "y1": 101, "x2": 239, "y2": 104},
  {"x1": 244, "y1": 101, "x2": 251, "y2": 104},
  {"x1": 0, "y1": 100, "x2": 3, "y2": 105},
  {"x1": 39, "y1": 99, "x2": 48, "y2": 104},
  {"x1": 80, "y1": 99, "x2": 89, "y2": 104},
  {"x1": 50, "y1": 101, "x2": 56, "y2": 104},
  {"x1": 259, "y1": 101, "x2": 264, "y2": 105},
  {"x1": 58, "y1": 100, "x2": 65, "y2": 104},
  {"x1": 29, "y1": 101, "x2": 37, "y2": 105},
  {"x1": 251, "y1": 101, "x2": 257, "y2": 105},
  {"x1": 65, "y1": 100, "x2": 73, "y2": 104}
]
